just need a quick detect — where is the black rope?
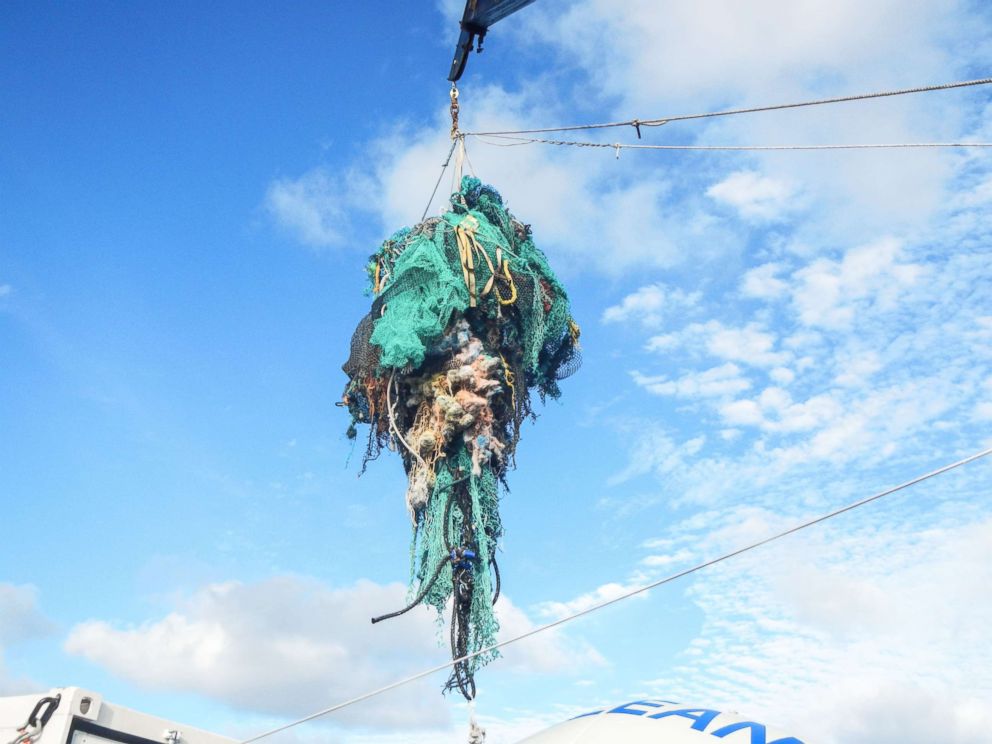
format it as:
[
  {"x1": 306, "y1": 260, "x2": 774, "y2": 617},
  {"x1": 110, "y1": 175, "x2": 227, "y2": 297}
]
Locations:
[
  {"x1": 445, "y1": 480, "x2": 478, "y2": 699},
  {"x1": 370, "y1": 556, "x2": 448, "y2": 624},
  {"x1": 491, "y1": 554, "x2": 501, "y2": 606},
  {"x1": 447, "y1": 543, "x2": 477, "y2": 700},
  {"x1": 369, "y1": 474, "x2": 469, "y2": 624},
  {"x1": 26, "y1": 694, "x2": 61, "y2": 729},
  {"x1": 368, "y1": 467, "x2": 501, "y2": 701}
]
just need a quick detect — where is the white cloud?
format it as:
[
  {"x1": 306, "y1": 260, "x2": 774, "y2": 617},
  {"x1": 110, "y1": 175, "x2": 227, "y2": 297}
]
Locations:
[
  {"x1": 707, "y1": 171, "x2": 797, "y2": 221},
  {"x1": 631, "y1": 363, "x2": 750, "y2": 398},
  {"x1": 535, "y1": 581, "x2": 647, "y2": 622},
  {"x1": 0, "y1": 584, "x2": 51, "y2": 695},
  {"x1": 265, "y1": 169, "x2": 348, "y2": 248},
  {"x1": 703, "y1": 322, "x2": 791, "y2": 368},
  {"x1": 68, "y1": 578, "x2": 444, "y2": 729},
  {"x1": 494, "y1": 597, "x2": 605, "y2": 675},
  {"x1": 719, "y1": 388, "x2": 844, "y2": 434},
  {"x1": 528, "y1": 0, "x2": 990, "y2": 247},
  {"x1": 659, "y1": 516, "x2": 992, "y2": 743},
  {"x1": 833, "y1": 349, "x2": 883, "y2": 387},
  {"x1": 741, "y1": 263, "x2": 788, "y2": 299},
  {"x1": 268, "y1": 1, "x2": 989, "y2": 277},
  {"x1": 268, "y1": 83, "x2": 743, "y2": 275},
  {"x1": 0, "y1": 284, "x2": 11, "y2": 298},
  {"x1": 763, "y1": 390, "x2": 842, "y2": 433},
  {"x1": 791, "y1": 237, "x2": 923, "y2": 330},
  {"x1": 643, "y1": 321, "x2": 791, "y2": 368},
  {"x1": 535, "y1": 0, "x2": 974, "y2": 111},
  {"x1": 65, "y1": 576, "x2": 598, "y2": 729},
  {"x1": 769, "y1": 367, "x2": 795, "y2": 385},
  {"x1": 640, "y1": 549, "x2": 695, "y2": 569},
  {"x1": 0, "y1": 583, "x2": 53, "y2": 644},
  {"x1": 719, "y1": 398, "x2": 764, "y2": 427},
  {"x1": 606, "y1": 426, "x2": 706, "y2": 486},
  {"x1": 644, "y1": 333, "x2": 680, "y2": 352},
  {"x1": 602, "y1": 284, "x2": 699, "y2": 328}
]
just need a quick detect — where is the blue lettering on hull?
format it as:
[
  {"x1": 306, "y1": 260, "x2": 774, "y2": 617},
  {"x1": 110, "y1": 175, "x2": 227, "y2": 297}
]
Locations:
[{"x1": 569, "y1": 700, "x2": 805, "y2": 743}]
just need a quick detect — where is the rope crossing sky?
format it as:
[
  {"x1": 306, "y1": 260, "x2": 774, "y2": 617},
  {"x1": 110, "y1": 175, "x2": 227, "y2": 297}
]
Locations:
[
  {"x1": 239, "y1": 445, "x2": 992, "y2": 744},
  {"x1": 462, "y1": 76, "x2": 992, "y2": 137},
  {"x1": 474, "y1": 136, "x2": 992, "y2": 153}
]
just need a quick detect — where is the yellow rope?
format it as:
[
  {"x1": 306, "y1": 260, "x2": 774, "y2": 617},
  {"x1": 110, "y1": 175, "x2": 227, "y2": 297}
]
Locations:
[
  {"x1": 454, "y1": 215, "x2": 500, "y2": 307},
  {"x1": 495, "y1": 259, "x2": 517, "y2": 306},
  {"x1": 455, "y1": 218, "x2": 478, "y2": 306},
  {"x1": 500, "y1": 353, "x2": 516, "y2": 410}
]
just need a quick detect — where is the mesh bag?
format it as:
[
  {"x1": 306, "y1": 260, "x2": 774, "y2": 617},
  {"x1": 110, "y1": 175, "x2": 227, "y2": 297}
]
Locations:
[{"x1": 341, "y1": 176, "x2": 580, "y2": 696}]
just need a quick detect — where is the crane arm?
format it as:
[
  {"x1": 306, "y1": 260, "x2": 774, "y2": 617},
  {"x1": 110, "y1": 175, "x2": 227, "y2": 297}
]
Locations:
[{"x1": 448, "y1": 0, "x2": 539, "y2": 82}]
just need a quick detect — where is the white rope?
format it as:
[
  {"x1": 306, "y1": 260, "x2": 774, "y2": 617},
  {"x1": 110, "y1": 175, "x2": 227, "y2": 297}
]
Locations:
[
  {"x1": 475, "y1": 135, "x2": 992, "y2": 152},
  {"x1": 463, "y1": 76, "x2": 992, "y2": 137},
  {"x1": 452, "y1": 136, "x2": 468, "y2": 195},
  {"x1": 238, "y1": 445, "x2": 992, "y2": 743},
  {"x1": 386, "y1": 370, "x2": 429, "y2": 473},
  {"x1": 421, "y1": 138, "x2": 460, "y2": 221},
  {"x1": 467, "y1": 699, "x2": 486, "y2": 744}
]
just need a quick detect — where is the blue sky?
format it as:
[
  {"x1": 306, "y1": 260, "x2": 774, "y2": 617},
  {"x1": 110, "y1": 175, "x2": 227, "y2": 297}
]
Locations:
[{"x1": 2, "y1": 1, "x2": 992, "y2": 742}]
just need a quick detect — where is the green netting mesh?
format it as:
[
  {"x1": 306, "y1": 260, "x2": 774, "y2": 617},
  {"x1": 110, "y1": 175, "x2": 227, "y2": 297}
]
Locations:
[{"x1": 342, "y1": 175, "x2": 579, "y2": 697}]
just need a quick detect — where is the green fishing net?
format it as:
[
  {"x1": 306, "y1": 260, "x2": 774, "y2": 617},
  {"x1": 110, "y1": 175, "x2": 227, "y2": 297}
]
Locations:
[{"x1": 342, "y1": 175, "x2": 580, "y2": 697}]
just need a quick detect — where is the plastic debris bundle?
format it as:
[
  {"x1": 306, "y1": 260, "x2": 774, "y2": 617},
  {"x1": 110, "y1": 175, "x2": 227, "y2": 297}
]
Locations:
[{"x1": 342, "y1": 176, "x2": 580, "y2": 698}]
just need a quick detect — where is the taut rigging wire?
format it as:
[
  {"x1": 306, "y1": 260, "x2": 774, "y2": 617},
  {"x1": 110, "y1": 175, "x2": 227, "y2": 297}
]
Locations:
[
  {"x1": 422, "y1": 77, "x2": 992, "y2": 218},
  {"x1": 474, "y1": 136, "x2": 992, "y2": 153},
  {"x1": 238, "y1": 444, "x2": 992, "y2": 744},
  {"x1": 462, "y1": 76, "x2": 992, "y2": 137}
]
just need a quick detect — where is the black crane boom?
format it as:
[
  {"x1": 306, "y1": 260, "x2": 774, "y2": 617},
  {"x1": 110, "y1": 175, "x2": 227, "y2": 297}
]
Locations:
[{"x1": 448, "y1": 0, "x2": 538, "y2": 82}]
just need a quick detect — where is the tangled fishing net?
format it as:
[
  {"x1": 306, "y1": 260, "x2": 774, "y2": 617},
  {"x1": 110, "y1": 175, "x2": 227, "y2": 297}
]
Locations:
[{"x1": 341, "y1": 175, "x2": 580, "y2": 698}]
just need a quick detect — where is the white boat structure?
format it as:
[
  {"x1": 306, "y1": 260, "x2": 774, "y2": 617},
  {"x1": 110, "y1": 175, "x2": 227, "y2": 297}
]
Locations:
[
  {"x1": 0, "y1": 689, "x2": 232, "y2": 744},
  {"x1": 2, "y1": 688, "x2": 809, "y2": 744}
]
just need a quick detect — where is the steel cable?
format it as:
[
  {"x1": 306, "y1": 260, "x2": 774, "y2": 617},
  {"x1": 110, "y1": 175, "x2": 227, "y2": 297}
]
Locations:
[
  {"x1": 239, "y1": 445, "x2": 992, "y2": 743},
  {"x1": 463, "y1": 77, "x2": 992, "y2": 137}
]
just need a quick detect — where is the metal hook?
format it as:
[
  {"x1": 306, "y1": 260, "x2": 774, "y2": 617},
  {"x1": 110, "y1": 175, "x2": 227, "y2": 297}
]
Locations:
[{"x1": 450, "y1": 84, "x2": 461, "y2": 140}]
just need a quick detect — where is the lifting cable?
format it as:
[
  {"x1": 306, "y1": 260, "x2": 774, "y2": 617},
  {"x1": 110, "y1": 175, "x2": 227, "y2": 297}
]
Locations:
[{"x1": 238, "y1": 444, "x2": 992, "y2": 744}]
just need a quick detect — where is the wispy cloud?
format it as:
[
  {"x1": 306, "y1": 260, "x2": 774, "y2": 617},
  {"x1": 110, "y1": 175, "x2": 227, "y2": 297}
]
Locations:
[
  {"x1": 65, "y1": 576, "x2": 600, "y2": 730},
  {"x1": 632, "y1": 363, "x2": 751, "y2": 399},
  {"x1": 0, "y1": 583, "x2": 55, "y2": 644},
  {"x1": 657, "y1": 513, "x2": 992, "y2": 743},
  {"x1": 66, "y1": 577, "x2": 450, "y2": 729},
  {"x1": 602, "y1": 284, "x2": 700, "y2": 328},
  {"x1": 0, "y1": 583, "x2": 52, "y2": 694},
  {"x1": 645, "y1": 320, "x2": 792, "y2": 368},
  {"x1": 265, "y1": 169, "x2": 349, "y2": 249},
  {"x1": 790, "y1": 237, "x2": 924, "y2": 330},
  {"x1": 707, "y1": 170, "x2": 798, "y2": 222},
  {"x1": 741, "y1": 263, "x2": 789, "y2": 299}
]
